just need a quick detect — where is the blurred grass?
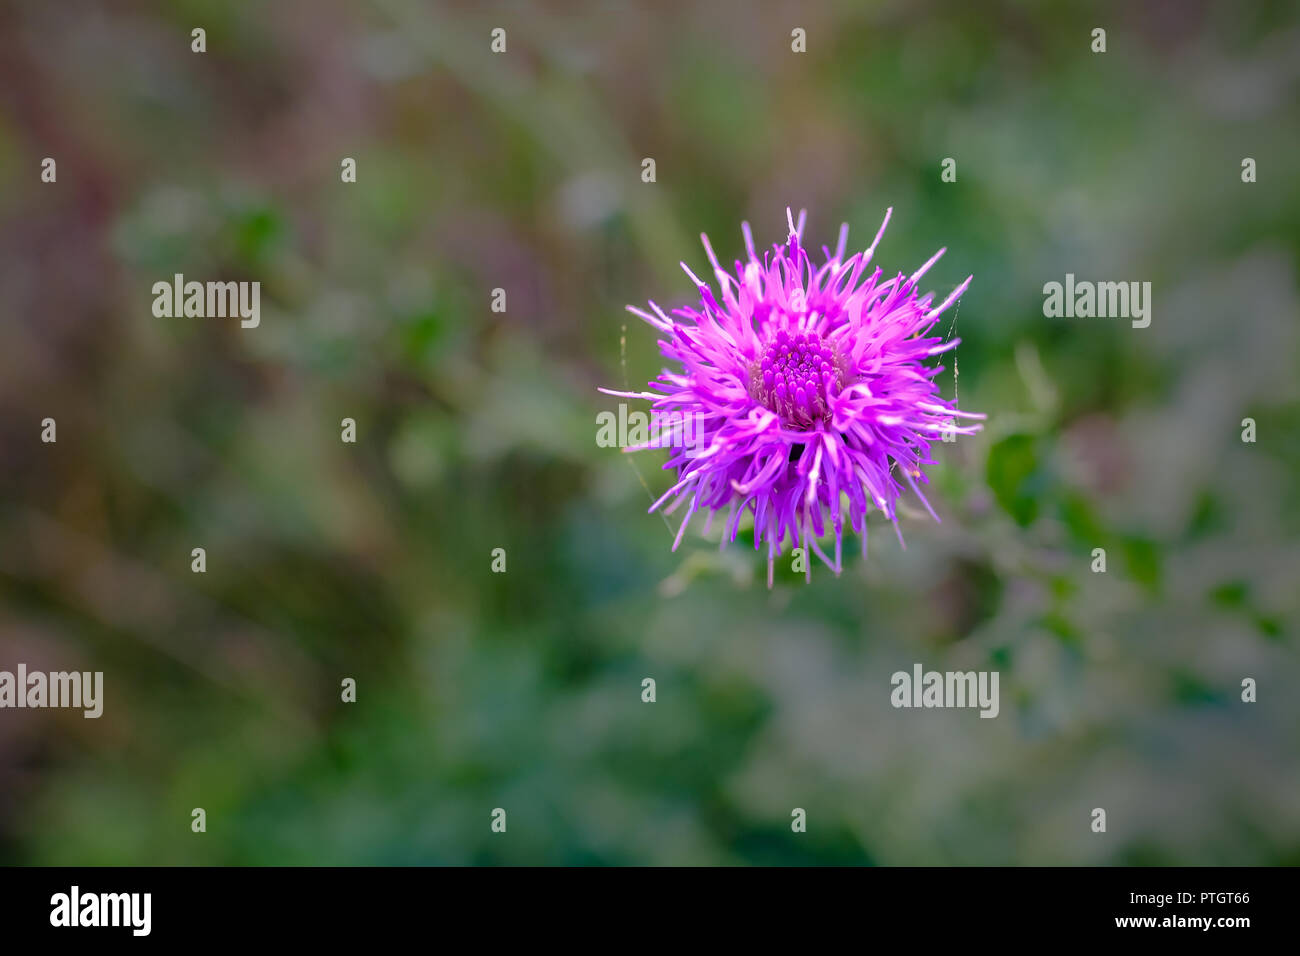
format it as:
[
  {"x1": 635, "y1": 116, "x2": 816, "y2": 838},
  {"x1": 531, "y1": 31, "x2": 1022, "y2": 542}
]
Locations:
[{"x1": 0, "y1": 0, "x2": 1297, "y2": 865}]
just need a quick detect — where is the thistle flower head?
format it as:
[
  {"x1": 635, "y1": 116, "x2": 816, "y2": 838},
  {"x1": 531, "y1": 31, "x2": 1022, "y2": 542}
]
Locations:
[{"x1": 602, "y1": 208, "x2": 983, "y2": 584}]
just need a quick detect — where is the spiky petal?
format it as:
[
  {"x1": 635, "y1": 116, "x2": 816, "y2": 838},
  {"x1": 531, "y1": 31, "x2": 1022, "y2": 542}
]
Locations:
[{"x1": 601, "y1": 208, "x2": 983, "y2": 581}]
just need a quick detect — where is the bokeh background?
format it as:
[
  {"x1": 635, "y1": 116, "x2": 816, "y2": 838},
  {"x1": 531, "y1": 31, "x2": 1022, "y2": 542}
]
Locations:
[{"x1": 0, "y1": 0, "x2": 1297, "y2": 865}]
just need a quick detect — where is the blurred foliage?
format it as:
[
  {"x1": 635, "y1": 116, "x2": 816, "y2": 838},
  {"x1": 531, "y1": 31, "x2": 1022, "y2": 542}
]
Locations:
[{"x1": 0, "y1": 0, "x2": 1297, "y2": 865}]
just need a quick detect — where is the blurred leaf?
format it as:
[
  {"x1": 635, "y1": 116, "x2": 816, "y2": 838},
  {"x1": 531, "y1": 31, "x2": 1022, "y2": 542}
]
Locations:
[
  {"x1": 1120, "y1": 535, "x2": 1162, "y2": 595},
  {"x1": 986, "y1": 433, "x2": 1046, "y2": 527}
]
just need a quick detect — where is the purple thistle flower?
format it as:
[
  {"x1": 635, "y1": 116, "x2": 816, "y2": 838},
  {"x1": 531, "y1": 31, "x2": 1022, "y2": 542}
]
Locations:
[{"x1": 601, "y1": 208, "x2": 983, "y2": 585}]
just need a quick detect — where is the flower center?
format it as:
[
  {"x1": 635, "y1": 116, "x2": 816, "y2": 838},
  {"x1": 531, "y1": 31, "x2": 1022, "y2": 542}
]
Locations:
[{"x1": 751, "y1": 328, "x2": 844, "y2": 427}]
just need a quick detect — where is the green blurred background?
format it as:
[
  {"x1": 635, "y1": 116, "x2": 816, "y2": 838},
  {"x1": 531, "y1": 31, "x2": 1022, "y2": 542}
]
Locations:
[{"x1": 0, "y1": 0, "x2": 1297, "y2": 865}]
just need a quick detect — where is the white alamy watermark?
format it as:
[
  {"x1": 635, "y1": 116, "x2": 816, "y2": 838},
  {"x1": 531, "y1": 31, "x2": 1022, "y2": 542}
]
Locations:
[
  {"x1": 596, "y1": 403, "x2": 707, "y2": 457},
  {"x1": 891, "y1": 663, "x2": 999, "y2": 718},
  {"x1": 50, "y1": 886, "x2": 151, "y2": 936},
  {"x1": 152, "y1": 274, "x2": 260, "y2": 328},
  {"x1": 0, "y1": 664, "x2": 102, "y2": 718},
  {"x1": 1042, "y1": 274, "x2": 1151, "y2": 328}
]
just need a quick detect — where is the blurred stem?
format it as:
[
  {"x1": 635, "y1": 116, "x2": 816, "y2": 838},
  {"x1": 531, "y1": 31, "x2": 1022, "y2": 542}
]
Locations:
[{"x1": 1015, "y1": 340, "x2": 1058, "y2": 425}]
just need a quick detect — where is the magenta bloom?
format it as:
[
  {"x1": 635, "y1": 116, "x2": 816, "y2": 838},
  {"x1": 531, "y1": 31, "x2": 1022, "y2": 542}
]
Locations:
[{"x1": 602, "y1": 208, "x2": 982, "y2": 584}]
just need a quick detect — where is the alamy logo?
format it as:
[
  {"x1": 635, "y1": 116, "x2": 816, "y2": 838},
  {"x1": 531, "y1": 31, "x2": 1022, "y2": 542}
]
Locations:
[
  {"x1": 596, "y1": 403, "x2": 707, "y2": 457},
  {"x1": 50, "y1": 886, "x2": 151, "y2": 936},
  {"x1": 0, "y1": 664, "x2": 102, "y2": 718},
  {"x1": 152, "y1": 273, "x2": 261, "y2": 328},
  {"x1": 1042, "y1": 274, "x2": 1151, "y2": 328},
  {"x1": 890, "y1": 663, "x2": 999, "y2": 718}
]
